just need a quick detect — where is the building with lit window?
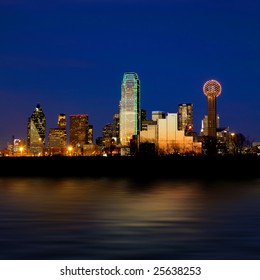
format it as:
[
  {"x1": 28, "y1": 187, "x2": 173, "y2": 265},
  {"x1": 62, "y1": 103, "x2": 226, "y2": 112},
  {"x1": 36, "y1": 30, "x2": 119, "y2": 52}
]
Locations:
[
  {"x1": 200, "y1": 114, "x2": 220, "y2": 136},
  {"x1": 27, "y1": 103, "x2": 46, "y2": 156},
  {"x1": 58, "y1": 113, "x2": 66, "y2": 130},
  {"x1": 119, "y1": 72, "x2": 141, "y2": 149},
  {"x1": 152, "y1": 111, "x2": 165, "y2": 121},
  {"x1": 47, "y1": 113, "x2": 67, "y2": 155},
  {"x1": 48, "y1": 128, "x2": 66, "y2": 147},
  {"x1": 140, "y1": 112, "x2": 202, "y2": 155},
  {"x1": 88, "y1": 125, "x2": 93, "y2": 144},
  {"x1": 178, "y1": 103, "x2": 193, "y2": 135},
  {"x1": 69, "y1": 114, "x2": 89, "y2": 155},
  {"x1": 102, "y1": 113, "x2": 120, "y2": 145}
]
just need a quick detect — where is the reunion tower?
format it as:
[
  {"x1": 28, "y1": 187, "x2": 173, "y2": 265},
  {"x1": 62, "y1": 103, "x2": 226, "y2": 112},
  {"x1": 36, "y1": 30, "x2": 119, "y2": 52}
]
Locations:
[{"x1": 203, "y1": 79, "x2": 222, "y2": 138}]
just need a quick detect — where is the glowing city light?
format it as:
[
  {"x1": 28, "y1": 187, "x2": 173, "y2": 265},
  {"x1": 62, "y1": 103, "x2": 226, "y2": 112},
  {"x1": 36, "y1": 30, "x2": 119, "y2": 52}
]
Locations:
[{"x1": 203, "y1": 80, "x2": 222, "y2": 98}]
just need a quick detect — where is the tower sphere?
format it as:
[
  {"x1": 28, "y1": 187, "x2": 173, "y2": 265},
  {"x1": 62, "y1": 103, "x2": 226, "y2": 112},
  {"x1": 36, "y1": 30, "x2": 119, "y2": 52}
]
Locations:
[{"x1": 203, "y1": 80, "x2": 222, "y2": 98}]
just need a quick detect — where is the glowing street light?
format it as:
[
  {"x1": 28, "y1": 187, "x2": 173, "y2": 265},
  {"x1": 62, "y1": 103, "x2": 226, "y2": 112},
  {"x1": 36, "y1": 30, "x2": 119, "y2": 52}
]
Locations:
[
  {"x1": 19, "y1": 146, "x2": 24, "y2": 156},
  {"x1": 68, "y1": 146, "x2": 73, "y2": 156},
  {"x1": 230, "y1": 132, "x2": 236, "y2": 154}
]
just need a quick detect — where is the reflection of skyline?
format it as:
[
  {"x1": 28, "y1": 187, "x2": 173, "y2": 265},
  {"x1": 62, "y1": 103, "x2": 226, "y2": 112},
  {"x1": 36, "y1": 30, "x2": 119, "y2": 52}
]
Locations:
[
  {"x1": 2, "y1": 177, "x2": 204, "y2": 214},
  {"x1": 1, "y1": 177, "x2": 260, "y2": 260},
  {"x1": 0, "y1": 178, "x2": 260, "y2": 259}
]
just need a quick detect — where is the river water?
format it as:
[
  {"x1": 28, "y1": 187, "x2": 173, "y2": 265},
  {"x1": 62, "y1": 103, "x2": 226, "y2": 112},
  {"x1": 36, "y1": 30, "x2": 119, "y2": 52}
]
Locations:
[{"x1": 0, "y1": 177, "x2": 259, "y2": 260}]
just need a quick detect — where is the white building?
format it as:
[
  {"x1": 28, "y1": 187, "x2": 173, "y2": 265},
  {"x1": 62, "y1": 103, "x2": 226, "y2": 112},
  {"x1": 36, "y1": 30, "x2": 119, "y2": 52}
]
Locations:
[{"x1": 140, "y1": 112, "x2": 202, "y2": 154}]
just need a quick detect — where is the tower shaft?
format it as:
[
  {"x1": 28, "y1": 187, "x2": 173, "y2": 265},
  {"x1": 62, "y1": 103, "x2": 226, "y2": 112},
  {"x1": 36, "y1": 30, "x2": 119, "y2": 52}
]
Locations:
[{"x1": 207, "y1": 96, "x2": 217, "y2": 137}]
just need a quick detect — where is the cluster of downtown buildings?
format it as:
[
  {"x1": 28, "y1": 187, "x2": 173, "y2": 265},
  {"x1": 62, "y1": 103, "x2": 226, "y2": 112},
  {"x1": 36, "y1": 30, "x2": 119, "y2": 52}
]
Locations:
[{"x1": 1, "y1": 72, "x2": 257, "y2": 157}]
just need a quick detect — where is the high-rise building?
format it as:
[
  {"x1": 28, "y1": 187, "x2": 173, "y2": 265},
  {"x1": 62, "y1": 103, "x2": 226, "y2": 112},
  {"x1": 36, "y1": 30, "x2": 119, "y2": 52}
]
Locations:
[
  {"x1": 152, "y1": 111, "x2": 165, "y2": 121},
  {"x1": 27, "y1": 103, "x2": 46, "y2": 155},
  {"x1": 48, "y1": 128, "x2": 66, "y2": 148},
  {"x1": 102, "y1": 113, "x2": 120, "y2": 143},
  {"x1": 88, "y1": 124, "x2": 93, "y2": 144},
  {"x1": 69, "y1": 114, "x2": 89, "y2": 149},
  {"x1": 119, "y1": 72, "x2": 141, "y2": 146},
  {"x1": 140, "y1": 112, "x2": 202, "y2": 154},
  {"x1": 48, "y1": 113, "x2": 67, "y2": 155},
  {"x1": 177, "y1": 103, "x2": 193, "y2": 135},
  {"x1": 201, "y1": 114, "x2": 219, "y2": 136},
  {"x1": 58, "y1": 113, "x2": 66, "y2": 130},
  {"x1": 141, "y1": 109, "x2": 147, "y2": 122}
]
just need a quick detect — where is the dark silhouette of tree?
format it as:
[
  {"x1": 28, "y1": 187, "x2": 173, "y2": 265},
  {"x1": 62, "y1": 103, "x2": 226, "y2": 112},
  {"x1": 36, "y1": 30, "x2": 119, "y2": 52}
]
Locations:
[{"x1": 203, "y1": 136, "x2": 217, "y2": 156}]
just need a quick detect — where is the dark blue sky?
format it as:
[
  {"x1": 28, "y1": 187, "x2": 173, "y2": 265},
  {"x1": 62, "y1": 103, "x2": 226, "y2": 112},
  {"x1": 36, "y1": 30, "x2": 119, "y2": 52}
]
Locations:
[{"x1": 1, "y1": 0, "x2": 260, "y2": 149}]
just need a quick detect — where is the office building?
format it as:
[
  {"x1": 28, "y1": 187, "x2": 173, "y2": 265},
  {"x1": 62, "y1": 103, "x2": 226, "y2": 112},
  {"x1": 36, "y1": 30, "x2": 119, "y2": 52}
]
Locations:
[
  {"x1": 140, "y1": 112, "x2": 202, "y2": 154},
  {"x1": 152, "y1": 111, "x2": 165, "y2": 121},
  {"x1": 47, "y1": 114, "x2": 67, "y2": 155},
  {"x1": 119, "y1": 72, "x2": 141, "y2": 147},
  {"x1": 69, "y1": 114, "x2": 89, "y2": 154},
  {"x1": 201, "y1": 114, "x2": 220, "y2": 136},
  {"x1": 58, "y1": 113, "x2": 66, "y2": 130},
  {"x1": 27, "y1": 103, "x2": 46, "y2": 155},
  {"x1": 178, "y1": 103, "x2": 193, "y2": 135}
]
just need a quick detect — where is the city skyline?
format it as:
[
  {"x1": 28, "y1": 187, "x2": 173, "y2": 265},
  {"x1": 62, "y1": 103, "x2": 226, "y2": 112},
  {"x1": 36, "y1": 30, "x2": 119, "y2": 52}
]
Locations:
[
  {"x1": 1, "y1": 0, "x2": 260, "y2": 149},
  {"x1": 0, "y1": 70, "x2": 257, "y2": 150}
]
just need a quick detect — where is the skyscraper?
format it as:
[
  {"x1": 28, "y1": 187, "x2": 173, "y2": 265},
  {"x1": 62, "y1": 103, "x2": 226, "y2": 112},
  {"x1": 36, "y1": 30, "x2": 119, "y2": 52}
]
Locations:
[
  {"x1": 69, "y1": 114, "x2": 89, "y2": 149},
  {"x1": 102, "y1": 113, "x2": 120, "y2": 143},
  {"x1": 119, "y1": 72, "x2": 141, "y2": 147},
  {"x1": 177, "y1": 103, "x2": 193, "y2": 135},
  {"x1": 48, "y1": 113, "x2": 67, "y2": 155},
  {"x1": 58, "y1": 113, "x2": 66, "y2": 130},
  {"x1": 27, "y1": 103, "x2": 46, "y2": 155}
]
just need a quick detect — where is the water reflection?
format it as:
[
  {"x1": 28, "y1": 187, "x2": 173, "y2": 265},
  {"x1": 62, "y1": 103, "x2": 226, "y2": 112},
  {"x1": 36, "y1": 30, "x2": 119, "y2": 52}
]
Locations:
[{"x1": 0, "y1": 177, "x2": 259, "y2": 259}]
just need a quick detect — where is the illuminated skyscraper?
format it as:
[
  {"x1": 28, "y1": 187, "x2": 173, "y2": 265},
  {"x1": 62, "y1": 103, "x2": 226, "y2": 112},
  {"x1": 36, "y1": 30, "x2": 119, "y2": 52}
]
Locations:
[
  {"x1": 177, "y1": 103, "x2": 193, "y2": 135},
  {"x1": 102, "y1": 113, "x2": 120, "y2": 143},
  {"x1": 58, "y1": 113, "x2": 66, "y2": 130},
  {"x1": 119, "y1": 72, "x2": 141, "y2": 146},
  {"x1": 69, "y1": 114, "x2": 89, "y2": 149},
  {"x1": 48, "y1": 113, "x2": 67, "y2": 155},
  {"x1": 201, "y1": 114, "x2": 220, "y2": 136},
  {"x1": 27, "y1": 103, "x2": 46, "y2": 155},
  {"x1": 203, "y1": 80, "x2": 222, "y2": 137}
]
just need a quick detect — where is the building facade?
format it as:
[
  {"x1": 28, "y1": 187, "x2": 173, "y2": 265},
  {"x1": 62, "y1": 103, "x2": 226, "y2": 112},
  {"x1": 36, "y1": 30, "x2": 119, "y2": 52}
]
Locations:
[
  {"x1": 102, "y1": 113, "x2": 120, "y2": 145},
  {"x1": 119, "y1": 72, "x2": 141, "y2": 147},
  {"x1": 47, "y1": 113, "x2": 67, "y2": 155},
  {"x1": 177, "y1": 103, "x2": 193, "y2": 135},
  {"x1": 201, "y1": 114, "x2": 220, "y2": 136},
  {"x1": 140, "y1": 112, "x2": 202, "y2": 154},
  {"x1": 69, "y1": 114, "x2": 89, "y2": 154},
  {"x1": 27, "y1": 103, "x2": 46, "y2": 155},
  {"x1": 58, "y1": 113, "x2": 66, "y2": 130}
]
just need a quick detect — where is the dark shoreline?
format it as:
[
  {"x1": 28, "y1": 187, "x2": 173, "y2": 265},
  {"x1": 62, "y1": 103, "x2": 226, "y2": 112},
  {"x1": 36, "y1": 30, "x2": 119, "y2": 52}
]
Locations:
[{"x1": 0, "y1": 155, "x2": 259, "y2": 179}]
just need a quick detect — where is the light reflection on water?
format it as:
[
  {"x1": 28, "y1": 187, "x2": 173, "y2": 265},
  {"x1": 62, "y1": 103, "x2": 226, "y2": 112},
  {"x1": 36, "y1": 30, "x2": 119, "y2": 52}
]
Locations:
[{"x1": 0, "y1": 177, "x2": 260, "y2": 260}]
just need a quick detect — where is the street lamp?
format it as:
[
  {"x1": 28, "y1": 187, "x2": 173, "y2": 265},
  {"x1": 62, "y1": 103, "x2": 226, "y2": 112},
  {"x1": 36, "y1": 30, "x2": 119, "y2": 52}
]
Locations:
[
  {"x1": 19, "y1": 146, "x2": 24, "y2": 156},
  {"x1": 230, "y1": 132, "x2": 236, "y2": 154},
  {"x1": 68, "y1": 146, "x2": 73, "y2": 156}
]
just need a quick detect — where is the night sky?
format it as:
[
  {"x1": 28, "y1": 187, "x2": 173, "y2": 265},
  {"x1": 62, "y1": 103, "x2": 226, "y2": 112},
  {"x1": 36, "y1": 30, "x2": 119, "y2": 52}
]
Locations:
[{"x1": 1, "y1": 0, "x2": 260, "y2": 149}]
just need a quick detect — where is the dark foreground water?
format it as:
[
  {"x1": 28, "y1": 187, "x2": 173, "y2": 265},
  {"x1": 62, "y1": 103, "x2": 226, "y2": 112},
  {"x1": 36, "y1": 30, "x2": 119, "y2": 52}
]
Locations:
[{"x1": 0, "y1": 177, "x2": 260, "y2": 260}]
